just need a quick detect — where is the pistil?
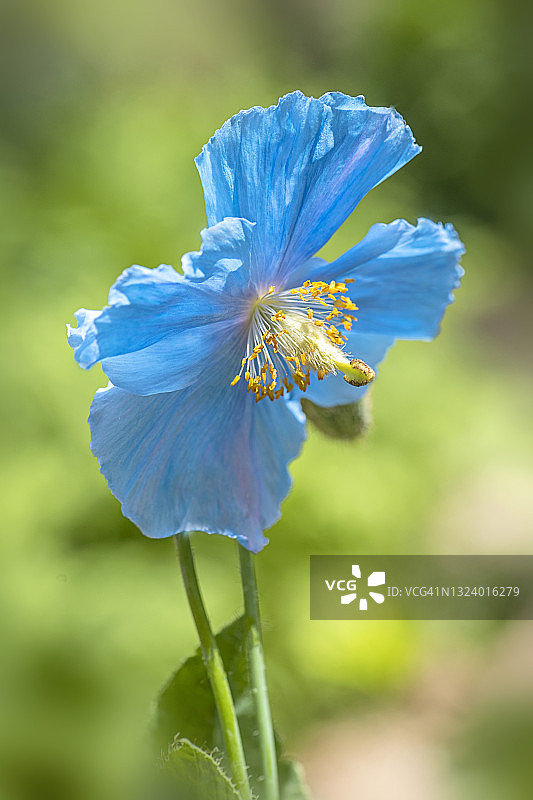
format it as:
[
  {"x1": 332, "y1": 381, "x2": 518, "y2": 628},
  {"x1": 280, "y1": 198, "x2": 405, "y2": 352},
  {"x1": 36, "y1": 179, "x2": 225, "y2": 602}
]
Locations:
[{"x1": 230, "y1": 279, "x2": 375, "y2": 401}]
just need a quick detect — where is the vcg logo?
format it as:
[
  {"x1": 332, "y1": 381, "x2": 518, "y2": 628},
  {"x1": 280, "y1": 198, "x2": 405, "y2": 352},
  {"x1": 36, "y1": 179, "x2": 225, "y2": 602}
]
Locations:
[{"x1": 325, "y1": 564, "x2": 386, "y2": 611}]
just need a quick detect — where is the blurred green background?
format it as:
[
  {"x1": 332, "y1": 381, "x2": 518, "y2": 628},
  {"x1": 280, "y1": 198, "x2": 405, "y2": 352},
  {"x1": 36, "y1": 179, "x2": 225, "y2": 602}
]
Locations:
[{"x1": 1, "y1": 0, "x2": 532, "y2": 798}]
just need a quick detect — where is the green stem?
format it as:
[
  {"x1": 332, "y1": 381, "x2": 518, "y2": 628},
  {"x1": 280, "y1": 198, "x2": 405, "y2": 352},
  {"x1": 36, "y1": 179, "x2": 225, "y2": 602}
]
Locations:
[
  {"x1": 238, "y1": 545, "x2": 280, "y2": 800},
  {"x1": 175, "y1": 534, "x2": 252, "y2": 800}
]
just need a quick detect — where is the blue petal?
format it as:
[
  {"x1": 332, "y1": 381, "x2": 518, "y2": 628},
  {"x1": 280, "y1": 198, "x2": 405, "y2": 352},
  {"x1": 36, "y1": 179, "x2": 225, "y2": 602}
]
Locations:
[
  {"x1": 196, "y1": 91, "x2": 421, "y2": 288},
  {"x1": 89, "y1": 383, "x2": 306, "y2": 552},
  {"x1": 181, "y1": 217, "x2": 258, "y2": 294},
  {"x1": 67, "y1": 219, "x2": 259, "y2": 395},
  {"x1": 299, "y1": 218, "x2": 464, "y2": 408},
  {"x1": 316, "y1": 217, "x2": 465, "y2": 339}
]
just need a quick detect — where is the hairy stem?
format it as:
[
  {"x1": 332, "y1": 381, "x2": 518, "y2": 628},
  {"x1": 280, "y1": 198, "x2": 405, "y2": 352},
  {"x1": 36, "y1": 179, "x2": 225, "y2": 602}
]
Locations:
[
  {"x1": 239, "y1": 545, "x2": 279, "y2": 800},
  {"x1": 175, "y1": 534, "x2": 252, "y2": 800}
]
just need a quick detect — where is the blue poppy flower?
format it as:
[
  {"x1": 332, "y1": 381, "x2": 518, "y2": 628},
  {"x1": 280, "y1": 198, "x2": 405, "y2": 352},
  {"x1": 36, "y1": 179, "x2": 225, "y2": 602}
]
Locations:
[{"x1": 68, "y1": 91, "x2": 464, "y2": 552}]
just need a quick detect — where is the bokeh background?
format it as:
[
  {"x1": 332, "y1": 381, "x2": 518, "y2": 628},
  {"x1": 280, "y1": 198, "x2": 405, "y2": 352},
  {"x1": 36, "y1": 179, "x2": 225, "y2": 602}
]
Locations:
[{"x1": 1, "y1": 1, "x2": 532, "y2": 798}]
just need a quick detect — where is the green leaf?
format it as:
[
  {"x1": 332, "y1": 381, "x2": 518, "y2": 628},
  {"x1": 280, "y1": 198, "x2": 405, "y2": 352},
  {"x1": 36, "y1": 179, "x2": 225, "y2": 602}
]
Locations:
[
  {"x1": 278, "y1": 758, "x2": 312, "y2": 800},
  {"x1": 153, "y1": 617, "x2": 251, "y2": 755},
  {"x1": 154, "y1": 617, "x2": 308, "y2": 799},
  {"x1": 162, "y1": 737, "x2": 240, "y2": 800},
  {"x1": 300, "y1": 396, "x2": 372, "y2": 439}
]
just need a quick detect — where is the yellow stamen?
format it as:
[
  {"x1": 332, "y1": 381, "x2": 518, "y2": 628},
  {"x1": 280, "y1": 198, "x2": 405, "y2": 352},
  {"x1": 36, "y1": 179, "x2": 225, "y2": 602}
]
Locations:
[{"x1": 231, "y1": 275, "x2": 365, "y2": 402}]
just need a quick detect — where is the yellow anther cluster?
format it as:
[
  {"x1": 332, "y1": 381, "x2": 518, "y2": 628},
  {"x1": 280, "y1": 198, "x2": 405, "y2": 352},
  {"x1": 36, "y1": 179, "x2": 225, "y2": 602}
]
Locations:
[
  {"x1": 284, "y1": 355, "x2": 312, "y2": 393},
  {"x1": 229, "y1": 277, "x2": 358, "y2": 402},
  {"x1": 245, "y1": 361, "x2": 296, "y2": 402},
  {"x1": 289, "y1": 279, "x2": 358, "y2": 346}
]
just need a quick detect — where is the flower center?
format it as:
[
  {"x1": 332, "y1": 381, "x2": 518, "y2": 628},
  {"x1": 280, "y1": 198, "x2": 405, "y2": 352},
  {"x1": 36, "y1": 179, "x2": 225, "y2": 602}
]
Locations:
[{"x1": 230, "y1": 279, "x2": 375, "y2": 402}]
